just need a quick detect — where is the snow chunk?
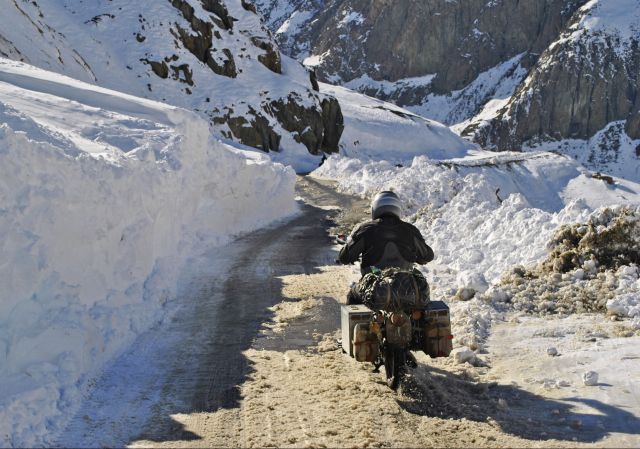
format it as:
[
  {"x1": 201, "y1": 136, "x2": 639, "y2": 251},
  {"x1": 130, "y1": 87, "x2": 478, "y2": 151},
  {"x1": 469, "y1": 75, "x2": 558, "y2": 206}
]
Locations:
[
  {"x1": 607, "y1": 293, "x2": 640, "y2": 318},
  {"x1": 452, "y1": 347, "x2": 476, "y2": 364},
  {"x1": 582, "y1": 370, "x2": 599, "y2": 386},
  {"x1": 457, "y1": 272, "x2": 489, "y2": 294}
]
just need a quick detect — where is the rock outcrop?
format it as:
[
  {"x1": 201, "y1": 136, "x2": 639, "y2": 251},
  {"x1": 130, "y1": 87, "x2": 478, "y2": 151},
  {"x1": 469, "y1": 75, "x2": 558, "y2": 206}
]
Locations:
[
  {"x1": 475, "y1": 28, "x2": 640, "y2": 151},
  {"x1": 465, "y1": 2, "x2": 640, "y2": 156}
]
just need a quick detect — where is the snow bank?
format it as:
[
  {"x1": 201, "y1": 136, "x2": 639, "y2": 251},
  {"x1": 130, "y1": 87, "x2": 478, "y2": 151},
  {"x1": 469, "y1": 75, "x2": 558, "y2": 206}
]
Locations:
[
  {"x1": 0, "y1": 61, "x2": 296, "y2": 447},
  {"x1": 462, "y1": 207, "x2": 640, "y2": 323},
  {"x1": 314, "y1": 152, "x2": 640, "y2": 290},
  {"x1": 316, "y1": 153, "x2": 640, "y2": 347}
]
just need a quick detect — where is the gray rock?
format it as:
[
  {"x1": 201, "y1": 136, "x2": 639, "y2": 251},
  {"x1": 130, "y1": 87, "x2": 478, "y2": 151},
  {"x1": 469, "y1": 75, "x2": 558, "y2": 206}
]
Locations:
[
  {"x1": 476, "y1": 36, "x2": 640, "y2": 151},
  {"x1": 262, "y1": 0, "x2": 584, "y2": 97}
]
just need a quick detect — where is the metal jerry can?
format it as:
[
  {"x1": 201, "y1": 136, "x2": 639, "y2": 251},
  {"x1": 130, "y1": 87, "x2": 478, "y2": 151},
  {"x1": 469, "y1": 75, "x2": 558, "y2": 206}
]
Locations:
[{"x1": 422, "y1": 300, "x2": 453, "y2": 358}]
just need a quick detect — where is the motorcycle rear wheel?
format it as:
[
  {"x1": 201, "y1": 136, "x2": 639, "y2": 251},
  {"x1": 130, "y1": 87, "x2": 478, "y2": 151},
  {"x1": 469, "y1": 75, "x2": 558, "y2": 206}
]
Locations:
[{"x1": 383, "y1": 346, "x2": 405, "y2": 390}]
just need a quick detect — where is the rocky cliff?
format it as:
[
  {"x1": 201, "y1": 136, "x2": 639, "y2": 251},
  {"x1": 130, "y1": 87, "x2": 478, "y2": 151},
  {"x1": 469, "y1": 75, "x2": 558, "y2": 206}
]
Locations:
[
  {"x1": 257, "y1": 0, "x2": 640, "y2": 178},
  {"x1": 472, "y1": 1, "x2": 640, "y2": 148},
  {"x1": 257, "y1": 0, "x2": 584, "y2": 110},
  {"x1": 0, "y1": 0, "x2": 343, "y2": 160}
]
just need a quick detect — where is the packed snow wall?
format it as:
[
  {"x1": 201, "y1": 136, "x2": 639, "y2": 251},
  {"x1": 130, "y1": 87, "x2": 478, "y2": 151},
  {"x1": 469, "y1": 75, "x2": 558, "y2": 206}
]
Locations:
[{"x1": 0, "y1": 60, "x2": 297, "y2": 446}]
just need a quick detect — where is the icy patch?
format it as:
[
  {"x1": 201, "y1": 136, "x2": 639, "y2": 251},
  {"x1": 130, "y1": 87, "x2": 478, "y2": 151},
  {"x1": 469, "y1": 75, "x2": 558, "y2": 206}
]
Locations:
[
  {"x1": 303, "y1": 51, "x2": 330, "y2": 68},
  {"x1": 277, "y1": 10, "x2": 315, "y2": 36},
  {"x1": 339, "y1": 11, "x2": 365, "y2": 27}
]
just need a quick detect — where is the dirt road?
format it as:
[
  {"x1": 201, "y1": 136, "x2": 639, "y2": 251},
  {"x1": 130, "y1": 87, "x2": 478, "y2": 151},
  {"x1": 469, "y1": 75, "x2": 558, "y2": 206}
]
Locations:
[{"x1": 59, "y1": 176, "x2": 639, "y2": 448}]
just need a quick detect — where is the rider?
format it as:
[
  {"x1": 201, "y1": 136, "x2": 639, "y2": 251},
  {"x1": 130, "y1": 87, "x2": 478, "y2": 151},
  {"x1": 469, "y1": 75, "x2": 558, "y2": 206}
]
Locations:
[{"x1": 338, "y1": 191, "x2": 434, "y2": 304}]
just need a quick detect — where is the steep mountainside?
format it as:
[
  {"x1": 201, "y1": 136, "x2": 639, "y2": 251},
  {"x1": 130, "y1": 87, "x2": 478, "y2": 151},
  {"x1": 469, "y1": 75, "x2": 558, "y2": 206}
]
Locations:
[
  {"x1": 257, "y1": 0, "x2": 640, "y2": 178},
  {"x1": 260, "y1": 0, "x2": 579, "y2": 92},
  {"x1": 257, "y1": 0, "x2": 584, "y2": 116},
  {"x1": 472, "y1": 1, "x2": 640, "y2": 151},
  {"x1": 0, "y1": 0, "x2": 343, "y2": 164}
]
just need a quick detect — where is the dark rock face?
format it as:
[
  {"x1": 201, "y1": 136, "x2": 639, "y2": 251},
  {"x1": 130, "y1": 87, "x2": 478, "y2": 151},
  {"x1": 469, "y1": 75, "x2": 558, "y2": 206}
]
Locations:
[
  {"x1": 270, "y1": 95, "x2": 343, "y2": 154},
  {"x1": 275, "y1": 0, "x2": 585, "y2": 94},
  {"x1": 207, "y1": 48, "x2": 238, "y2": 78},
  {"x1": 146, "y1": 60, "x2": 169, "y2": 79},
  {"x1": 321, "y1": 97, "x2": 344, "y2": 153},
  {"x1": 215, "y1": 95, "x2": 344, "y2": 155},
  {"x1": 162, "y1": 0, "x2": 343, "y2": 156},
  {"x1": 627, "y1": 101, "x2": 640, "y2": 140},
  {"x1": 476, "y1": 35, "x2": 640, "y2": 150},
  {"x1": 201, "y1": 0, "x2": 235, "y2": 29},
  {"x1": 241, "y1": 0, "x2": 258, "y2": 14},
  {"x1": 215, "y1": 109, "x2": 282, "y2": 151},
  {"x1": 251, "y1": 37, "x2": 282, "y2": 73},
  {"x1": 170, "y1": 0, "x2": 239, "y2": 78}
]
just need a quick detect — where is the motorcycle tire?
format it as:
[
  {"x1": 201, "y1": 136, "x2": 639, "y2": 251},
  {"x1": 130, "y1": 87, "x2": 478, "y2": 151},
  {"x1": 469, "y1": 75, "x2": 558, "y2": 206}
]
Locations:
[{"x1": 383, "y1": 346, "x2": 405, "y2": 390}]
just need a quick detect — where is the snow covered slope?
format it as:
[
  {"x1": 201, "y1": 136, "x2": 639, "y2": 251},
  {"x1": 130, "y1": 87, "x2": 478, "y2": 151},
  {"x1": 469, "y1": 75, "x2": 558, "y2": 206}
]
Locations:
[
  {"x1": 0, "y1": 58, "x2": 297, "y2": 447},
  {"x1": 320, "y1": 83, "x2": 475, "y2": 163},
  {"x1": 315, "y1": 151, "x2": 640, "y2": 289},
  {"x1": 0, "y1": 0, "x2": 343, "y2": 170}
]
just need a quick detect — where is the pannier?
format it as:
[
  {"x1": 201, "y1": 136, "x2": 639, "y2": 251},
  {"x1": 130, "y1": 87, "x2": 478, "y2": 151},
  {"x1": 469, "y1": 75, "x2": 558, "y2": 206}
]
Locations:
[{"x1": 422, "y1": 301, "x2": 453, "y2": 358}]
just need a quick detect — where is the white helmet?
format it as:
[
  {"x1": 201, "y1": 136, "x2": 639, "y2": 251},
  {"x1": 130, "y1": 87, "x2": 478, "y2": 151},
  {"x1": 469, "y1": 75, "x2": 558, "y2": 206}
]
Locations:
[{"x1": 371, "y1": 190, "x2": 402, "y2": 219}]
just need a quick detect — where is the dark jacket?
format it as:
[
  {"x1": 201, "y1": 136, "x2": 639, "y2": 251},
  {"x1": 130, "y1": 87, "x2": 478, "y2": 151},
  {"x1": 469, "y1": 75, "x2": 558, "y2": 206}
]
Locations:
[{"x1": 339, "y1": 215, "x2": 434, "y2": 275}]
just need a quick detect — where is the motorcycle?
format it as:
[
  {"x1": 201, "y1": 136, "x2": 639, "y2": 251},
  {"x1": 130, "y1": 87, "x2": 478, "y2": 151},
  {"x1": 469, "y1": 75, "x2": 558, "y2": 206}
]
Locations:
[{"x1": 337, "y1": 232, "x2": 453, "y2": 390}]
